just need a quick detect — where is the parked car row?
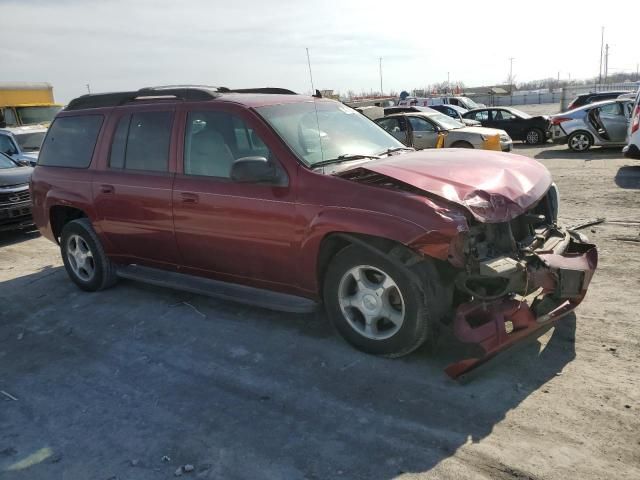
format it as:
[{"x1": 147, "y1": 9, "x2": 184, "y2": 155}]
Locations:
[
  {"x1": 0, "y1": 151, "x2": 33, "y2": 232},
  {"x1": 374, "y1": 111, "x2": 512, "y2": 151}
]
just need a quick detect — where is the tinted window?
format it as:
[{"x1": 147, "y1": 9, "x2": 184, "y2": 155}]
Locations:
[
  {"x1": 493, "y1": 110, "x2": 516, "y2": 120},
  {"x1": 408, "y1": 117, "x2": 436, "y2": 132},
  {"x1": 2, "y1": 108, "x2": 18, "y2": 127},
  {"x1": 109, "y1": 115, "x2": 130, "y2": 169},
  {"x1": 184, "y1": 111, "x2": 272, "y2": 178},
  {"x1": 38, "y1": 115, "x2": 103, "y2": 168},
  {"x1": 124, "y1": 112, "x2": 172, "y2": 172}
]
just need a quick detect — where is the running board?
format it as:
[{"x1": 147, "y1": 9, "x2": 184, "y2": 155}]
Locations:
[{"x1": 116, "y1": 265, "x2": 318, "y2": 314}]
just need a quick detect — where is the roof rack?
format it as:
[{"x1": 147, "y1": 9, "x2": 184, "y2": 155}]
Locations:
[{"x1": 65, "y1": 85, "x2": 297, "y2": 111}]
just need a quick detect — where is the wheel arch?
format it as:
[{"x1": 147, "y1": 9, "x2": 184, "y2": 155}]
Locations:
[{"x1": 49, "y1": 205, "x2": 88, "y2": 244}]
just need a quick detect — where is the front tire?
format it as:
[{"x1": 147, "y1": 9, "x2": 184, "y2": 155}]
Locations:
[
  {"x1": 323, "y1": 245, "x2": 430, "y2": 357},
  {"x1": 60, "y1": 218, "x2": 117, "y2": 292},
  {"x1": 568, "y1": 131, "x2": 593, "y2": 152},
  {"x1": 525, "y1": 128, "x2": 544, "y2": 145},
  {"x1": 451, "y1": 141, "x2": 474, "y2": 149}
]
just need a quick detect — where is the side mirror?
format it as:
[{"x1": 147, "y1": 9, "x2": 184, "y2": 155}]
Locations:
[{"x1": 230, "y1": 156, "x2": 280, "y2": 184}]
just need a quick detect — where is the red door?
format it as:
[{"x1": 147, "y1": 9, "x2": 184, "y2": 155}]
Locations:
[
  {"x1": 171, "y1": 103, "x2": 301, "y2": 292},
  {"x1": 92, "y1": 104, "x2": 180, "y2": 266}
]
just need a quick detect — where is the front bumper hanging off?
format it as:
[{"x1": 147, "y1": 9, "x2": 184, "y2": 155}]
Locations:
[{"x1": 444, "y1": 232, "x2": 598, "y2": 380}]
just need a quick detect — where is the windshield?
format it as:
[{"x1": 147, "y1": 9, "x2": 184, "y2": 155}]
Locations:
[
  {"x1": 459, "y1": 97, "x2": 479, "y2": 109},
  {"x1": 0, "y1": 152, "x2": 17, "y2": 169},
  {"x1": 16, "y1": 106, "x2": 62, "y2": 125},
  {"x1": 428, "y1": 113, "x2": 465, "y2": 130},
  {"x1": 14, "y1": 131, "x2": 46, "y2": 152},
  {"x1": 508, "y1": 108, "x2": 531, "y2": 119},
  {"x1": 256, "y1": 101, "x2": 404, "y2": 166}
]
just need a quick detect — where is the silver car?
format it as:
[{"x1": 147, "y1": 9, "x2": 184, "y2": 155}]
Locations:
[
  {"x1": 550, "y1": 98, "x2": 633, "y2": 152},
  {"x1": 374, "y1": 112, "x2": 512, "y2": 152}
]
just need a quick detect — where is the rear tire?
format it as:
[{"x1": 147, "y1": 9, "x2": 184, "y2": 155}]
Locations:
[
  {"x1": 568, "y1": 131, "x2": 593, "y2": 152},
  {"x1": 451, "y1": 141, "x2": 474, "y2": 149},
  {"x1": 323, "y1": 245, "x2": 431, "y2": 357},
  {"x1": 60, "y1": 218, "x2": 117, "y2": 292},
  {"x1": 525, "y1": 128, "x2": 545, "y2": 145}
]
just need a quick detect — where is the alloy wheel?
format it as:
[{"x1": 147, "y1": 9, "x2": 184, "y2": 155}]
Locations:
[
  {"x1": 337, "y1": 265, "x2": 405, "y2": 340},
  {"x1": 66, "y1": 234, "x2": 95, "y2": 282},
  {"x1": 570, "y1": 133, "x2": 591, "y2": 151},
  {"x1": 526, "y1": 130, "x2": 540, "y2": 144}
]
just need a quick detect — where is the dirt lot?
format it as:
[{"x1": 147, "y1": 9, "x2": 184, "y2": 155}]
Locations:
[{"x1": 1, "y1": 144, "x2": 639, "y2": 480}]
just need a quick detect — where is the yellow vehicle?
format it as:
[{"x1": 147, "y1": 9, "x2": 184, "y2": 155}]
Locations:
[{"x1": 0, "y1": 82, "x2": 62, "y2": 127}]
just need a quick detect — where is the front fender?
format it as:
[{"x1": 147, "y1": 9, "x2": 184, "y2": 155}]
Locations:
[{"x1": 297, "y1": 206, "x2": 441, "y2": 294}]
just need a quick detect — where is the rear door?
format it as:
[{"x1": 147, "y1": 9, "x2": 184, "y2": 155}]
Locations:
[
  {"x1": 466, "y1": 109, "x2": 490, "y2": 126},
  {"x1": 598, "y1": 102, "x2": 629, "y2": 142},
  {"x1": 92, "y1": 104, "x2": 179, "y2": 266},
  {"x1": 407, "y1": 116, "x2": 439, "y2": 149},
  {"x1": 375, "y1": 117, "x2": 409, "y2": 145}
]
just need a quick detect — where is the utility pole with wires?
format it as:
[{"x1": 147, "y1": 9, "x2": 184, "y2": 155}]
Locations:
[
  {"x1": 508, "y1": 57, "x2": 515, "y2": 93},
  {"x1": 599, "y1": 26, "x2": 604, "y2": 84},
  {"x1": 86, "y1": 84, "x2": 91, "y2": 94},
  {"x1": 379, "y1": 57, "x2": 383, "y2": 96},
  {"x1": 604, "y1": 44, "x2": 609, "y2": 83},
  {"x1": 305, "y1": 48, "x2": 315, "y2": 94}
]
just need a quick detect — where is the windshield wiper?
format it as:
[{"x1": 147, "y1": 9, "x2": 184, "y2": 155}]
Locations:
[
  {"x1": 311, "y1": 153, "x2": 380, "y2": 169},
  {"x1": 378, "y1": 146, "x2": 415, "y2": 156}
]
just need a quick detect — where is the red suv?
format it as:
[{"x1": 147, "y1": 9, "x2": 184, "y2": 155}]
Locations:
[{"x1": 31, "y1": 86, "x2": 597, "y2": 378}]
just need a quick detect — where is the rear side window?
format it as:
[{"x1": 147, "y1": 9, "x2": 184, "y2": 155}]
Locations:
[
  {"x1": 109, "y1": 111, "x2": 173, "y2": 172},
  {"x1": 38, "y1": 115, "x2": 103, "y2": 168}
]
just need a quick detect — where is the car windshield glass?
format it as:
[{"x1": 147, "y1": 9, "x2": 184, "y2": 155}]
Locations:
[
  {"x1": 459, "y1": 97, "x2": 479, "y2": 109},
  {"x1": 508, "y1": 108, "x2": 531, "y2": 119},
  {"x1": 428, "y1": 113, "x2": 465, "y2": 130},
  {"x1": 0, "y1": 152, "x2": 17, "y2": 169},
  {"x1": 256, "y1": 101, "x2": 404, "y2": 166},
  {"x1": 16, "y1": 106, "x2": 62, "y2": 125},
  {"x1": 14, "y1": 131, "x2": 46, "y2": 151}
]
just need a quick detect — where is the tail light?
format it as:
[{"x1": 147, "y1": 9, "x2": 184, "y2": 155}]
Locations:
[
  {"x1": 632, "y1": 105, "x2": 640, "y2": 134},
  {"x1": 551, "y1": 116, "x2": 572, "y2": 126}
]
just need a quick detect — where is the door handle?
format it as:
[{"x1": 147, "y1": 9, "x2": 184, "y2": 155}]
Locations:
[
  {"x1": 99, "y1": 184, "x2": 114, "y2": 194},
  {"x1": 180, "y1": 192, "x2": 199, "y2": 204}
]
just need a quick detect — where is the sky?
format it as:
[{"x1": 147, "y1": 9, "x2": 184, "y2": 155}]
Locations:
[{"x1": 2, "y1": 0, "x2": 639, "y2": 103}]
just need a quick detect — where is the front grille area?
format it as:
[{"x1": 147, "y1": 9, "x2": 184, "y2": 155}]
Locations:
[
  {"x1": 0, "y1": 185, "x2": 32, "y2": 225},
  {"x1": 0, "y1": 189, "x2": 30, "y2": 207}
]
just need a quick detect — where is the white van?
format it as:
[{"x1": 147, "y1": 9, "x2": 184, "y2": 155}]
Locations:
[{"x1": 397, "y1": 96, "x2": 485, "y2": 111}]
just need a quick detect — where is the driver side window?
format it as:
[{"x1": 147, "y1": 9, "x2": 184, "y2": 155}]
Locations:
[
  {"x1": 408, "y1": 117, "x2": 436, "y2": 132},
  {"x1": 184, "y1": 111, "x2": 273, "y2": 178}
]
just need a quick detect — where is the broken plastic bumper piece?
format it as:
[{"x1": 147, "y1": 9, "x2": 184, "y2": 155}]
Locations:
[{"x1": 445, "y1": 236, "x2": 598, "y2": 380}]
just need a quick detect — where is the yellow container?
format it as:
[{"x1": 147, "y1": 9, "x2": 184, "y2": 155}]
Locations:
[{"x1": 482, "y1": 134, "x2": 502, "y2": 151}]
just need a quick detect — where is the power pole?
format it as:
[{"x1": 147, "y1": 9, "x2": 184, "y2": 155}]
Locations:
[
  {"x1": 86, "y1": 84, "x2": 91, "y2": 94},
  {"x1": 508, "y1": 57, "x2": 515, "y2": 93},
  {"x1": 447, "y1": 71, "x2": 450, "y2": 93},
  {"x1": 379, "y1": 57, "x2": 383, "y2": 96},
  {"x1": 604, "y1": 44, "x2": 609, "y2": 83},
  {"x1": 636, "y1": 63, "x2": 639, "y2": 81},
  {"x1": 598, "y1": 26, "x2": 604, "y2": 84}
]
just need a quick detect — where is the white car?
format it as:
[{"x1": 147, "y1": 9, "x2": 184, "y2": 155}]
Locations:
[
  {"x1": 0, "y1": 125, "x2": 47, "y2": 166},
  {"x1": 623, "y1": 90, "x2": 640, "y2": 159}
]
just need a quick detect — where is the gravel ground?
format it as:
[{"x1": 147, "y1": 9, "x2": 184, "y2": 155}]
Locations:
[{"x1": 1, "y1": 143, "x2": 639, "y2": 480}]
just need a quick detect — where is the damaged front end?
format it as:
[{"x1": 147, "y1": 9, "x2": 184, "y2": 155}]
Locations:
[{"x1": 445, "y1": 190, "x2": 597, "y2": 379}]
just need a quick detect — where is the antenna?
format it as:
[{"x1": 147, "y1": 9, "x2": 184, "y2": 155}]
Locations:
[
  {"x1": 306, "y1": 48, "x2": 315, "y2": 93},
  {"x1": 305, "y1": 48, "x2": 325, "y2": 166}
]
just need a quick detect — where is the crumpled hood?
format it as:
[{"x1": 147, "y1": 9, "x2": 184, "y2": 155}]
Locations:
[{"x1": 348, "y1": 149, "x2": 552, "y2": 223}]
